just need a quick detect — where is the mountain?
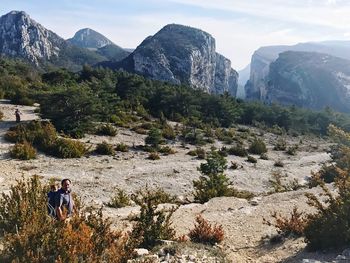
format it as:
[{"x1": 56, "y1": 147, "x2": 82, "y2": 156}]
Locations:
[
  {"x1": 245, "y1": 41, "x2": 350, "y2": 100},
  {"x1": 266, "y1": 51, "x2": 350, "y2": 112},
  {"x1": 100, "y1": 24, "x2": 238, "y2": 96},
  {"x1": 96, "y1": 44, "x2": 130, "y2": 61},
  {"x1": 237, "y1": 64, "x2": 250, "y2": 99},
  {"x1": 0, "y1": 11, "x2": 106, "y2": 71},
  {"x1": 67, "y1": 28, "x2": 114, "y2": 49}
]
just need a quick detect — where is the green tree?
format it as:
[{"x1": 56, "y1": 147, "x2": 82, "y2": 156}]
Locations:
[{"x1": 193, "y1": 151, "x2": 232, "y2": 203}]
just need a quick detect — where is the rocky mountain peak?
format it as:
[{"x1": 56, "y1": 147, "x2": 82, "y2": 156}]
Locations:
[
  {"x1": 68, "y1": 28, "x2": 114, "y2": 49},
  {"x1": 0, "y1": 10, "x2": 64, "y2": 65},
  {"x1": 113, "y1": 23, "x2": 238, "y2": 96}
]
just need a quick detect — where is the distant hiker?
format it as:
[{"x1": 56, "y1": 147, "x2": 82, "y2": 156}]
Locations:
[
  {"x1": 55, "y1": 179, "x2": 74, "y2": 221},
  {"x1": 15, "y1": 109, "x2": 21, "y2": 123},
  {"x1": 47, "y1": 184, "x2": 58, "y2": 218}
]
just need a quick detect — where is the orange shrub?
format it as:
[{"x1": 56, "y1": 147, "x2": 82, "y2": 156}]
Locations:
[{"x1": 188, "y1": 215, "x2": 224, "y2": 245}]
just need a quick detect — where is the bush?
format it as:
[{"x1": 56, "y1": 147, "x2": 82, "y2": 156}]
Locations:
[
  {"x1": 188, "y1": 215, "x2": 224, "y2": 245},
  {"x1": 0, "y1": 110, "x2": 3, "y2": 121},
  {"x1": 248, "y1": 138, "x2": 267, "y2": 154},
  {"x1": 50, "y1": 138, "x2": 89, "y2": 158},
  {"x1": 162, "y1": 124, "x2": 176, "y2": 140},
  {"x1": 193, "y1": 151, "x2": 233, "y2": 203},
  {"x1": 9, "y1": 141, "x2": 37, "y2": 160},
  {"x1": 187, "y1": 147, "x2": 206, "y2": 159},
  {"x1": 228, "y1": 145, "x2": 247, "y2": 157},
  {"x1": 116, "y1": 143, "x2": 129, "y2": 152},
  {"x1": 107, "y1": 188, "x2": 131, "y2": 208},
  {"x1": 159, "y1": 146, "x2": 176, "y2": 155},
  {"x1": 145, "y1": 128, "x2": 163, "y2": 149},
  {"x1": 0, "y1": 176, "x2": 136, "y2": 262},
  {"x1": 274, "y1": 160, "x2": 284, "y2": 167},
  {"x1": 148, "y1": 152, "x2": 160, "y2": 160},
  {"x1": 274, "y1": 137, "x2": 287, "y2": 151},
  {"x1": 95, "y1": 141, "x2": 115, "y2": 155},
  {"x1": 247, "y1": 155, "x2": 257, "y2": 163},
  {"x1": 286, "y1": 145, "x2": 298, "y2": 155},
  {"x1": 95, "y1": 124, "x2": 117, "y2": 136},
  {"x1": 260, "y1": 153, "x2": 269, "y2": 160},
  {"x1": 130, "y1": 187, "x2": 177, "y2": 248},
  {"x1": 263, "y1": 206, "x2": 307, "y2": 237}
]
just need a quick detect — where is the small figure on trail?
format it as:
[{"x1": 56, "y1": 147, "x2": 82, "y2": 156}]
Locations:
[
  {"x1": 55, "y1": 179, "x2": 74, "y2": 221},
  {"x1": 47, "y1": 184, "x2": 58, "y2": 218},
  {"x1": 15, "y1": 108, "x2": 21, "y2": 123}
]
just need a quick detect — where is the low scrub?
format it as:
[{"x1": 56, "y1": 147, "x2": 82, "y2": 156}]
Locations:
[
  {"x1": 274, "y1": 137, "x2": 287, "y2": 151},
  {"x1": 9, "y1": 141, "x2": 37, "y2": 160},
  {"x1": 49, "y1": 138, "x2": 89, "y2": 158},
  {"x1": 188, "y1": 215, "x2": 224, "y2": 245},
  {"x1": 95, "y1": 141, "x2": 115, "y2": 155},
  {"x1": 159, "y1": 146, "x2": 176, "y2": 155},
  {"x1": 247, "y1": 155, "x2": 257, "y2": 163},
  {"x1": 148, "y1": 152, "x2": 160, "y2": 160},
  {"x1": 107, "y1": 188, "x2": 131, "y2": 208},
  {"x1": 0, "y1": 176, "x2": 136, "y2": 262},
  {"x1": 228, "y1": 145, "x2": 247, "y2": 157},
  {"x1": 95, "y1": 124, "x2": 117, "y2": 136},
  {"x1": 263, "y1": 206, "x2": 307, "y2": 237},
  {"x1": 248, "y1": 138, "x2": 267, "y2": 154},
  {"x1": 116, "y1": 143, "x2": 129, "y2": 152}
]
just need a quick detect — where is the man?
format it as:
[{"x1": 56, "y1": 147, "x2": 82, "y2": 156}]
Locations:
[
  {"x1": 15, "y1": 109, "x2": 21, "y2": 123},
  {"x1": 55, "y1": 179, "x2": 74, "y2": 221}
]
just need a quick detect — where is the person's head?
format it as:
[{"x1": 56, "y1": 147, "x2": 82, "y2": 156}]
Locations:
[
  {"x1": 50, "y1": 184, "x2": 57, "y2": 191},
  {"x1": 61, "y1": 179, "x2": 71, "y2": 193}
]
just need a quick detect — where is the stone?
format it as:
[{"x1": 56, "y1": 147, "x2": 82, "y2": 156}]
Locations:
[{"x1": 134, "y1": 248, "x2": 149, "y2": 257}]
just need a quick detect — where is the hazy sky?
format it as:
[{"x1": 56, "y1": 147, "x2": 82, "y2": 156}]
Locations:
[{"x1": 2, "y1": 0, "x2": 350, "y2": 70}]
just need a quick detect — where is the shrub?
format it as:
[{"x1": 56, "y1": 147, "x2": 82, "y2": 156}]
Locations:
[
  {"x1": 218, "y1": 147, "x2": 228, "y2": 157},
  {"x1": 95, "y1": 124, "x2": 117, "y2": 136},
  {"x1": 274, "y1": 137, "x2": 287, "y2": 151},
  {"x1": 116, "y1": 143, "x2": 129, "y2": 152},
  {"x1": 260, "y1": 153, "x2": 269, "y2": 160},
  {"x1": 274, "y1": 160, "x2": 284, "y2": 167},
  {"x1": 162, "y1": 124, "x2": 176, "y2": 140},
  {"x1": 130, "y1": 187, "x2": 177, "y2": 248},
  {"x1": 247, "y1": 155, "x2": 257, "y2": 163},
  {"x1": 193, "y1": 151, "x2": 232, "y2": 203},
  {"x1": 95, "y1": 141, "x2": 115, "y2": 155},
  {"x1": 148, "y1": 152, "x2": 160, "y2": 160},
  {"x1": 230, "y1": 161, "x2": 239, "y2": 170},
  {"x1": 263, "y1": 206, "x2": 307, "y2": 237},
  {"x1": 248, "y1": 138, "x2": 267, "y2": 154},
  {"x1": 9, "y1": 141, "x2": 37, "y2": 160},
  {"x1": 0, "y1": 110, "x2": 3, "y2": 121},
  {"x1": 0, "y1": 176, "x2": 136, "y2": 262},
  {"x1": 228, "y1": 145, "x2": 247, "y2": 157},
  {"x1": 107, "y1": 188, "x2": 131, "y2": 208},
  {"x1": 310, "y1": 164, "x2": 339, "y2": 186},
  {"x1": 159, "y1": 146, "x2": 176, "y2": 155},
  {"x1": 145, "y1": 128, "x2": 163, "y2": 149},
  {"x1": 50, "y1": 138, "x2": 89, "y2": 158},
  {"x1": 286, "y1": 145, "x2": 298, "y2": 155},
  {"x1": 188, "y1": 215, "x2": 224, "y2": 245}
]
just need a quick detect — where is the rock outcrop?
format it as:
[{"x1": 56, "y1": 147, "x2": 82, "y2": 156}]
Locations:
[
  {"x1": 266, "y1": 51, "x2": 350, "y2": 112},
  {"x1": 0, "y1": 11, "x2": 64, "y2": 65},
  {"x1": 103, "y1": 24, "x2": 238, "y2": 96}
]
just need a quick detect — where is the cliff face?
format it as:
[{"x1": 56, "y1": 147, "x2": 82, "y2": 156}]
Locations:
[
  {"x1": 266, "y1": 51, "x2": 350, "y2": 113},
  {"x1": 245, "y1": 41, "x2": 350, "y2": 101},
  {"x1": 0, "y1": 11, "x2": 64, "y2": 65},
  {"x1": 117, "y1": 24, "x2": 238, "y2": 96}
]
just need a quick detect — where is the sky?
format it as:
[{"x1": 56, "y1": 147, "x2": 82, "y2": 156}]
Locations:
[{"x1": 2, "y1": 0, "x2": 350, "y2": 70}]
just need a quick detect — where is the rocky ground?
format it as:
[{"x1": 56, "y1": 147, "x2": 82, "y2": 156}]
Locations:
[{"x1": 0, "y1": 100, "x2": 347, "y2": 263}]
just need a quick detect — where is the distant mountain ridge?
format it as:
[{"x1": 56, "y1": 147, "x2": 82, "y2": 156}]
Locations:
[
  {"x1": 245, "y1": 41, "x2": 350, "y2": 101},
  {"x1": 266, "y1": 51, "x2": 350, "y2": 112},
  {"x1": 67, "y1": 28, "x2": 114, "y2": 49}
]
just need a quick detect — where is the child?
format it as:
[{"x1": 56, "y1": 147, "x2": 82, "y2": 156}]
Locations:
[{"x1": 47, "y1": 184, "x2": 58, "y2": 217}]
